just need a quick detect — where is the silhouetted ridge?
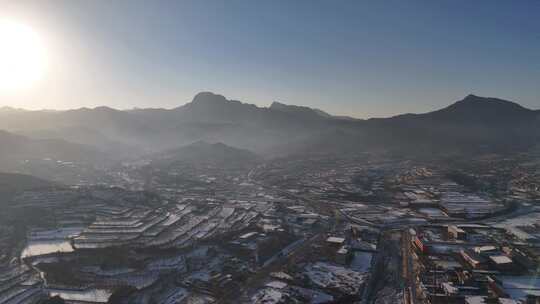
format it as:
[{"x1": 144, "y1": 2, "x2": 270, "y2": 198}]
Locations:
[
  {"x1": 190, "y1": 92, "x2": 230, "y2": 105},
  {"x1": 0, "y1": 129, "x2": 110, "y2": 164},
  {"x1": 0, "y1": 172, "x2": 57, "y2": 196},
  {"x1": 270, "y1": 101, "x2": 332, "y2": 118},
  {"x1": 446, "y1": 94, "x2": 531, "y2": 113},
  {"x1": 426, "y1": 94, "x2": 537, "y2": 125},
  {"x1": 0, "y1": 92, "x2": 538, "y2": 158},
  {"x1": 92, "y1": 106, "x2": 119, "y2": 112},
  {"x1": 361, "y1": 94, "x2": 540, "y2": 154}
]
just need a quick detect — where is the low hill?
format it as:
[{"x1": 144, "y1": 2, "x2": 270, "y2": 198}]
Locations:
[
  {"x1": 149, "y1": 141, "x2": 260, "y2": 167},
  {"x1": 0, "y1": 172, "x2": 56, "y2": 192},
  {"x1": 0, "y1": 130, "x2": 111, "y2": 165},
  {"x1": 0, "y1": 172, "x2": 58, "y2": 201}
]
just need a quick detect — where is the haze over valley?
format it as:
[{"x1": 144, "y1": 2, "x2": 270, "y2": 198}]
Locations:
[
  {"x1": 0, "y1": 92, "x2": 538, "y2": 182},
  {"x1": 1, "y1": 1, "x2": 540, "y2": 304}
]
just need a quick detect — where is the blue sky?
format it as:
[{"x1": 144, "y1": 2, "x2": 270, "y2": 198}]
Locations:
[{"x1": 2, "y1": 0, "x2": 539, "y2": 118}]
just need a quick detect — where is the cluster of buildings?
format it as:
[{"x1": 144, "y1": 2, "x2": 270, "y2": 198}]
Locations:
[{"x1": 409, "y1": 223, "x2": 540, "y2": 303}]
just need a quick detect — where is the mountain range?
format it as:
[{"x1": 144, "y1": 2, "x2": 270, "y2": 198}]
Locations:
[{"x1": 0, "y1": 93, "x2": 538, "y2": 167}]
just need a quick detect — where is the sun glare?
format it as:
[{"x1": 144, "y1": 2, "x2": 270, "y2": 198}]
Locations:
[{"x1": 0, "y1": 20, "x2": 46, "y2": 93}]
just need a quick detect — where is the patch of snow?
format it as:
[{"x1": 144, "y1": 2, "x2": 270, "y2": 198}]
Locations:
[
  {"x1": 21, "y1": 240, "x2": 74, "y2": 258},
  {"x1": 304, "y1": 262, "x2": 366, "y2": 295}
]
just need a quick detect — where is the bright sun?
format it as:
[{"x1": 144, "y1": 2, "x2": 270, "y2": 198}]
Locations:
[{"x1": 0, "y1": 20, "x2": 46, "y2": 92}]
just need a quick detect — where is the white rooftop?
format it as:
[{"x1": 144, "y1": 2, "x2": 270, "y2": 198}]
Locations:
[
  {"x1": 489, "y1": 255, "x2": 513, "y2": 265},
  {"x1": 465, "y1": 296, "x2": 486, "y2": 304},
  {"x1": 474, "y1": 245, "x2": 497, "y2": 253},
  {"x1": 326, "y1": 236, "x2": 346, "y2": 244}
]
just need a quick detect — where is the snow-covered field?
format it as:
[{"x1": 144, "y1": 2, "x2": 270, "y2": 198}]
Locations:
[
  {"x1": 21, "y1": 240, "x2": 74, "y2": 258},
  {"x1": 49, "y1": 288, "x2": 112, "y2": 303}
]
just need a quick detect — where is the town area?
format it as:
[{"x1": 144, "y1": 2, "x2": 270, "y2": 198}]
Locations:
[{"x1": 1, "y1": 150, "x2": 539, "y2": 304}]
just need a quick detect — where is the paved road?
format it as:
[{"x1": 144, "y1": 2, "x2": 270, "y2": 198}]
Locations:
[{"x1": 403, "y1": 229, "x2": 417, "y2": 304}]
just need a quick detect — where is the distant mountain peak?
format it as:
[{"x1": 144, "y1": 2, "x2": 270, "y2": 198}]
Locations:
[
  {"x1": 191, "y1": 92, "x2": 229, "y2": 105},
  {"x1": 188, "y1": 140, "x2": 243, "y2": 152},
  {"x1": 178, "y1": 92, "x2": 251, "y2": 114},
  {"x1": 460, "y1": 94, "x2": 511, "y2": 104},
  {"x1": 93, "y1": 106, "x2": 118, "y2": 112},
  {"x1": 404, "y1": 94, "x2": 538, "y2": 127},
  {"x1": 464, "y1": 93, "x2": 480, "y2": 100},
  {"x1": 449, "y1": 94, "x2": 531, "y2": 112},
  {"x1": 269, "y1": 101, "x2": 288, "y2": 108}
]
